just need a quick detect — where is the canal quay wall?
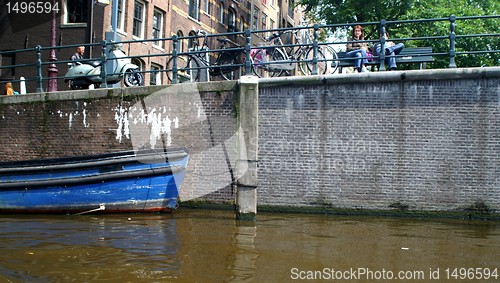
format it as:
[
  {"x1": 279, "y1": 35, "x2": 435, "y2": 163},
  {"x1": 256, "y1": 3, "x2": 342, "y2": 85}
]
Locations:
[{"x1": 0, "y1": 67, "x2": 499, "y2": 218}]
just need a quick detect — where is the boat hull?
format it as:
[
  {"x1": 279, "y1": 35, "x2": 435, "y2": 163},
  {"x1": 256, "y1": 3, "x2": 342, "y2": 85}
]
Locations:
[{"x1": 0, "y1": 148, "x2": 189, "y2": 214}]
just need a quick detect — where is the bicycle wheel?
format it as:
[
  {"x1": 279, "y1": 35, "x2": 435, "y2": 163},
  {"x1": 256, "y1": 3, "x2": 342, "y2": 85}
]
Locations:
[
  {"x1": 266, "y1": 47, "x2": 286, "y2": 77},
  {"x1": 211, "y1": 50, "x2": 240, "y2": 81},
  {"x1": 300, "y1": 48, "x2": 327, "y2": 75},
  {"x1": 166, "y1": 54, "x2": 200, "y2": 83},
  {"x1": 324, "y1": 46, "x2": 339, "y2": 74}
]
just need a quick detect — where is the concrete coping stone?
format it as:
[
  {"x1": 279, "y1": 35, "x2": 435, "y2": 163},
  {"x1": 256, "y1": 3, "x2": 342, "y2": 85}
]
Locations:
[{"x1": 258, "y1": 66, "x2": 500, "y2": 87}]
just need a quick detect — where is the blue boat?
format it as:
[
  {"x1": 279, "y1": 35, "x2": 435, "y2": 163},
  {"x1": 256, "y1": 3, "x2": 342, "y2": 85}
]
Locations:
[{"x1": 0, "y1": 148, "x2": 189, "y2": 214}]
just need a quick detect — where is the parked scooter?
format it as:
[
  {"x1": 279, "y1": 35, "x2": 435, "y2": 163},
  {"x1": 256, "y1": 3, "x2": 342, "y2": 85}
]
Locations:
[{"x1": 65, "y1": 43, "x2": 143, "y2": 90}]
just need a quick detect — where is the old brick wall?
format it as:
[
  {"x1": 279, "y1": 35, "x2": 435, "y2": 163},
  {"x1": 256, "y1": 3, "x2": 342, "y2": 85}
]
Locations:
[
  {"x1": 0, "y1": 83, "x2": 239, "y2": 204},
  {"x1": 0, "y1": 68, "x2": 499, "y2": 214},
  {"x1": 258, "y1": 70, "x2": 499, "y2": 213}
]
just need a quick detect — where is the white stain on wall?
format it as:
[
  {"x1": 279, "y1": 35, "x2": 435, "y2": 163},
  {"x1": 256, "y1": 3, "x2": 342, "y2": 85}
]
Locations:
[
  {"x1": 68, "y1": 112, "x2": 73, "y2": 129},
  {"x1": 55, "y1": 102, "x2": 91, "y2": 129},
  {"x1": 117, "y1": 104, "x2": 180, "y2": 148},
  {"x1": 114, "y1": 104, "x2": 130, "y2": 143},
  {"x1": 83, "y1": 102, "x2": 89, "y2": 127}
]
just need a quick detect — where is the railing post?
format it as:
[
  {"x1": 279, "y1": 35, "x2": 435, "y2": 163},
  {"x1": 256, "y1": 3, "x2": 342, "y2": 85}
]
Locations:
[
  {"x1": 100, "y1": 40, "x2": 108, "y2": 88},
  {"x1": 172, "y1": 35, "x2": 178, "y2": 84},
  {"x1": 378, "y1": 20, "x2": 386, "y2": 71},
  {"x1": 448, "y1": 14, "x2": 457, "y2": 68},
  {"x1": 312, "y1": 23, "x2": 319, "y2": 75},
  {"x1": 244, "y1": 29, "x2": 252, "y2": 75},
  {"x1": 35, "y1": 45, "x2": 44, "y2": 93}
]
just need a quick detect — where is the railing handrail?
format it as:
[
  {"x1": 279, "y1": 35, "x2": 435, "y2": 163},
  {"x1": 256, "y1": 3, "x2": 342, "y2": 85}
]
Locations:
[{"x1": 0, "y1": 15, "x2": 498, "y2": 91}]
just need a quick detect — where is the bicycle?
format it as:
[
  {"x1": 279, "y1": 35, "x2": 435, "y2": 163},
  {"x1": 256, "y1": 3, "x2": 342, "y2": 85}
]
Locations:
[
  {"x1": 166, "y1": 30, "x2": 246, "y2": 82},
  {"x1": 251, "y1": 28, "x2": 337, "y2": 77}
]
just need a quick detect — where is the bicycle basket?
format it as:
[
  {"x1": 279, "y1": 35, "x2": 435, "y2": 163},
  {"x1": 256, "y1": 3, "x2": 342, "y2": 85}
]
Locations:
[{"x1": 251, "y1": 48, "x2": 267, "y2": 66}]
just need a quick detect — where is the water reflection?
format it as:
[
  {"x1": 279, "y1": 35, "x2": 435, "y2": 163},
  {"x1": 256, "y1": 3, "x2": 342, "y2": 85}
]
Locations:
[
  {"x1": 0, "y1": 215, "x2": 180, "y2": 282},
  {"x1": 228, "y1": 223, "x2": 260, "y2": 282},
  {"x1": 0, "y1": 211, "x2": 498, "y2": 282}
]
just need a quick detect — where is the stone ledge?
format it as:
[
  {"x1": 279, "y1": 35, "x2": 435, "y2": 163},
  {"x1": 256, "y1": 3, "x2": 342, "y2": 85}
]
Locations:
[{"x1": 259, "y1": 66, "x2": 500, "y2": 87}]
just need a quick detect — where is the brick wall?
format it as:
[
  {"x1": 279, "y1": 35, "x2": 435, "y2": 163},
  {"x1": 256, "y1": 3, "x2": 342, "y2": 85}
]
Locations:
[
  {"x1": 0, "y1": 68, "x2": 499, "y2": 214},
  {"x1": 257, "y1": 71, "x2": 499, "y2": 213},
  {"x1": 0, "y1": 83, "x2": 238, "y2": 204}
]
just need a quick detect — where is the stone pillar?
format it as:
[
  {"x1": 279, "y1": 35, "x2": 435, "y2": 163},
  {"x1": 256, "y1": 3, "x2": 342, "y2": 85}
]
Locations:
[{"x1": 236, "y1": 76, "x2": 259, "y2": 221}]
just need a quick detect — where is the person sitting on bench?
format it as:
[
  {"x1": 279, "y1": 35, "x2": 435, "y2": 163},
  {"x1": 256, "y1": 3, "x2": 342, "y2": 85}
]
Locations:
[
  {"x1": 373, "y1": 31, "x2": 404, "y2": 71},
  {"x1": 346, "y1": 25, "x2": 370, "y2": 73}
]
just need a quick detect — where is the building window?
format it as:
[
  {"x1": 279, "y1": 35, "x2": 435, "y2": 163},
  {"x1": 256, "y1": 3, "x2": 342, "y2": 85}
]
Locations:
[
  {"x1": 0, "y1": 52, "x2": 15, "y2": 78},
  {"x1": 288, "y1": 0, "x2": 294, "y2": 18},
  {"x1": 228, "y1": 8, "x2": 236, "y2": 30},
  {"x1": 188, "y1": 30, "x2": 198, "y2": 50},
  {"x1": 189, "y1": 0, "x2": 200, "y2": 21},
  {"x1": 153, "y1": 9, "x2": 165, "y2": 47},
  {"x1": 219, "y1": 2, "x2": 225, "y2": 24},
  {"x1": 64, "y1": 0, "x2": 88, "y2": 24},
  {"x1": 133, "y1": 0, "x2": 146, "y2": 38},
  {"x1": 270, "y1": 18, "x2": 275, "y2": 30},
  {"x1": 117, "y1": 0, "x2": 126, "y2": 32},
  {"x1": 177, "y1": 30, "x2": 184, "y2": 53},
  {"x1": 150, "y1": 64, "x2": 162, "y2": 85},
  {"x1": 240, "y1": 16, "x2": 245, "y2": 32},
  {"x1": 252, "y1": 7, "x2": 259, "y2": 30},
  {"x1": 203, "y1": 0, "x2": 210, "y2": 14},
  {"x1": 261, "y1": 12, "x2": 267, "y2": 30}
]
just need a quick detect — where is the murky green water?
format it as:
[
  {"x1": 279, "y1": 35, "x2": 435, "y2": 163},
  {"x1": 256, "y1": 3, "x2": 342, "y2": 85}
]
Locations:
[{"x1": 0, "y1": 209, "x2": 498, "y2": 282}]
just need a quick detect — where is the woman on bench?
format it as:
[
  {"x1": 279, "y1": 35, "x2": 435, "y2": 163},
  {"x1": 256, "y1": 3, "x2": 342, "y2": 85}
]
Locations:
[
  {"x1": 346, "y1": 25, "x2": 370, "y2": 73},
  {"x1": 373, "y1": 31, "x2": 405, "y2": 71}
]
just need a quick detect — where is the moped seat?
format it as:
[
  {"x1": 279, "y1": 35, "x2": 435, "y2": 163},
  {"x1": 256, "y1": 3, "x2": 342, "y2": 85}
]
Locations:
[{"x1": 86, "y1": 61, "x2": 102, "y2": 67}]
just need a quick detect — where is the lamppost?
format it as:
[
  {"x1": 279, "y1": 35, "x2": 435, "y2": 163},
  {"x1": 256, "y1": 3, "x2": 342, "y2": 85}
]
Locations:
[{"x1": 47, "y1": 0, "x2": 58, "y2": 92}]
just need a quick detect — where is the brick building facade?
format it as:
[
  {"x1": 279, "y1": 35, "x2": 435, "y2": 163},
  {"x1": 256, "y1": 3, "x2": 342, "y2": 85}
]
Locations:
[{"x1": 0, "y1": 0, "x2": 303, "y2": 93}]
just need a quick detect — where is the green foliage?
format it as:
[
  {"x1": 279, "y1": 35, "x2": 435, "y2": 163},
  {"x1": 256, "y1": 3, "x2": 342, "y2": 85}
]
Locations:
[
  {"x1": 300, "y1": 0, "x2": 416, "y2": 24},
  {"x1": 399, "y1": 0, "x2": 500, "y2": 68},
  {"x1": 300, "y1": 0, "x2": 500, "y2": 67}
]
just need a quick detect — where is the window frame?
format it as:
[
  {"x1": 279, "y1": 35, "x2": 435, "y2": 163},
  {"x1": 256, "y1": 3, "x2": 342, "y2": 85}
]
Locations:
[
  {"x1": 227, "y1": 7, "x2": 236, "y2": 29},
  {"x1": 240, "y1": 16, "x2": 245, "y2": 32},
  {"x1": 152, "y1": 8, "x2": 165, "y2": 48},
  {"x1": 177, "y1": 30, "x2": 185, "y2": 53},
  {"x1": 189, "y1": 0, "x2": 200, "y2": 21},
  {"x1": 203, "y1": 0, "x2": 211, "y2": 15},
  {"x1": 252, "y1": 6, "x2": 260, "y2": 30},
  {"x1": 261, "y1": 12, "x2": 267, "y2": 31},
  {"x1": 116, "y1": 0, "x2": 127, "y2": 33},
  {"x1": 219, "y1": 2, "x2": 225, "y2": 24},
  {"x1": 63, "y1": 0, "x2": 89, "y2": 26},
  {"x1": 133, "y1": 0, "x2": 146, "y2": 39},
  {"x1": 150, "y1": 63, "x2": 162, "y2": 85}
]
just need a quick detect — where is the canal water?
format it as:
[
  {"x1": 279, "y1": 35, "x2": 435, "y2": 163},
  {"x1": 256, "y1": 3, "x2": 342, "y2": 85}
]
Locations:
[{"x1": 0, "y1": 209, "x2": 498, "y2": 283}]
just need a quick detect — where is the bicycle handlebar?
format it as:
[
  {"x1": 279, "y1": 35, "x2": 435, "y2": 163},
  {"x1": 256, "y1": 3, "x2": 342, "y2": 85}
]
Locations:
[
  {"x1": 217, "y1": 37, "x2": 240, "y2": 47},
  {"x1": 264, "y1": 30, "x2": 296, "y2": 42}
]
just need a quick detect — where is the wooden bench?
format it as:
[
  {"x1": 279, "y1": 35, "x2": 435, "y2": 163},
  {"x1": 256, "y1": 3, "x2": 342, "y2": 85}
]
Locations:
[{"x1": 336, "y1": 47, "x2": 434, "y2": 73}]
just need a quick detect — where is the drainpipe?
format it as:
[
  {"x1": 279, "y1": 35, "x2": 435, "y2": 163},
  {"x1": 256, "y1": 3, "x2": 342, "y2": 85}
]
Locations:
[{"x1": 47, "y1": 0, "x2": 58, "y2": 92}]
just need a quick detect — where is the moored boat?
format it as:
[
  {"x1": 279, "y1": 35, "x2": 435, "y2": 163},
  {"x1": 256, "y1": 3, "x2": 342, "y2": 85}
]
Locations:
[{"x1": 0, "y1": 148, "x2": 189, "y2": 214}]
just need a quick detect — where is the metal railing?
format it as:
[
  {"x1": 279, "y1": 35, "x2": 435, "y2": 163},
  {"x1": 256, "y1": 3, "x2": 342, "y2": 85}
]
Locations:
[{"x1": 0, "y1": 15, "x2": 498, "y2": 93}]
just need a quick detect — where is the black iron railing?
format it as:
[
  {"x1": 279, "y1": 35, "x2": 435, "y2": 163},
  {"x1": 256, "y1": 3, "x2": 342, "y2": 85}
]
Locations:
[{"x1": 0, "y1": 15, "x2": 498, "y2": 93}]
